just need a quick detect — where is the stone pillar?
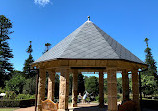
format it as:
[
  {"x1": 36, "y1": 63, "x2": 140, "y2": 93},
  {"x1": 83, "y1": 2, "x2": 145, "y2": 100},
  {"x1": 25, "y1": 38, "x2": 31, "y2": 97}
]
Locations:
[
  {"x1": 99, "y1": 70, "x2": 104, "y2": 108},
  {"x1": 132, "y1": 70, "x2": 140, "y2": 111},
  {"x1": 58, "y1": 68, "x2": 69, "y2": 111},
  {"x1": 107, "y1": 69, "x2": 117, "y2": 111},
  {"x1": 72, "y1": 69, "x2": 78, "y2": 107},
  {"x1": 122, "y1": 70, "x2": 129, "y2": 101},
  {"x1": 47, "y1": 69, "x2": 55, "y2": 101},
  {"x1": 37, "y1": 68, "x2": 46, "y2": 111}
]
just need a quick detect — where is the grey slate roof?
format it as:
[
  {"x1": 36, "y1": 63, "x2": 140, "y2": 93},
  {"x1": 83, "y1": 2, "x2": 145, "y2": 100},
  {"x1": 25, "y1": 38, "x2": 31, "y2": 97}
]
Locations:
[{"x1": 34, "y1": 20, "x2": 144, "y2": 64}]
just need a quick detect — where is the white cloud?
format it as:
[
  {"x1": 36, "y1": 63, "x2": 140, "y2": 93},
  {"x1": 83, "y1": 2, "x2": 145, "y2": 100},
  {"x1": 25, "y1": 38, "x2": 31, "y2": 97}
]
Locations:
[{"x1": 34, "y1": 0, "x2": 51, "y2": 6}]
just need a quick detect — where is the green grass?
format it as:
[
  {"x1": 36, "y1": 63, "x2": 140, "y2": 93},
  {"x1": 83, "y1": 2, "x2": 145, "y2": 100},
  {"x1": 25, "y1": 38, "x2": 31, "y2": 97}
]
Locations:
[{"x1": 0, "y1": 108, "x2": 19, "y2": 111}]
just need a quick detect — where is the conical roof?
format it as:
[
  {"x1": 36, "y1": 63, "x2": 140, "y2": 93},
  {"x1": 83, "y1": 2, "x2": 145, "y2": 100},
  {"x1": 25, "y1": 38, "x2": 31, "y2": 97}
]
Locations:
[{"x1": 34, "y1": 20, "x2": 144, "y2": 64}]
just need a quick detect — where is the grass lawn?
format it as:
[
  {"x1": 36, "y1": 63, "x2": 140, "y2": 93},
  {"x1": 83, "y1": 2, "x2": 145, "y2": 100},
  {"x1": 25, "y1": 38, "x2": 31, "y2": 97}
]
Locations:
[{"x1": 0, "y1": 108, "x2": 19, "y2": 111}]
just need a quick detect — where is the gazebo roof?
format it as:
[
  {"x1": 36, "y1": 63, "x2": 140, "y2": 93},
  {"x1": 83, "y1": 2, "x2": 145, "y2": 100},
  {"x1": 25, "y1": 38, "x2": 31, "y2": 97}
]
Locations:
[{"x1": 34, "y1": 19, "x2": 144, "y2": 64}]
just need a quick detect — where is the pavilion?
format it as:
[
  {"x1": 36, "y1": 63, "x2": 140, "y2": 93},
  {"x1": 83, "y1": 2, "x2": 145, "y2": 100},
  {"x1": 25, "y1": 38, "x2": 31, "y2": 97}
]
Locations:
[{"x1": 32, "y1": 17, "x2": 147, "y2": 111}]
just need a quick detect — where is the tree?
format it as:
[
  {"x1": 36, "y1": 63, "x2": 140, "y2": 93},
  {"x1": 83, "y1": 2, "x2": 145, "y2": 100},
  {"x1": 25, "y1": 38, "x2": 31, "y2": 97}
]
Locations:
[
  {"x1": 78, "y1": 74, "x2": 85, "y2": 95},
  {"x1": 117, "y1": 78, "x2": 122, "y2": 94},
  {"x1": 85, "y1": 76, "x2": 99, "y2": 96},
  {"x1": 23, "y1": 41, "x2": 34, "y2": 78},
  {"x1": 129, "y1": 76, "x2": 132, "y2": 94},
  {"x1": 144, "y1": 38, "x2": 157, "y2": 78},
  {"x1": 141, "y1": 38, "x2": 158, "y2": 96},
  {"x1": 5, "y1": 70, "x2": 26, "y2": 94},
  {"x1": 43, "y1": 43, "x2": 51, "y2": 54},
  {"x1": 26, "y1": 41, "x2": 33, "y2": 54},
  {"x1": 69, "y1": 74, "x2": 73, "y2": 95},
  {"x1": 104, "y1": 78, "x2": 107, "y2": 94},
  {"x1": 141, "y1": 74, "x2": 156, "y2": 97},
  {"x1": 0, "y1": 15, "x2": 14, "y2": 87},
  {"x1": 22, "y1": 76, "x2": 36, "y2": 95},
  {"x1": 54, "y1": 74, "x2": 59, "y2": 98}
]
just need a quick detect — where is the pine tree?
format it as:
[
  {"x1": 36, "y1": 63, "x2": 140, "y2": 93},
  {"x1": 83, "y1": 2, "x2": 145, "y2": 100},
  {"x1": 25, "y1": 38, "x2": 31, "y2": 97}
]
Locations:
[
  {"x1": 43, "y1": 43, "x2": 51, "y2": 54},
  {"x1": 0, "y1": 15, "x2": 14, "y2": 87},
  {"x1": 144, "y1": 38, "x2": 157, "y2": 78},
  {"x1": 141, "y1": 38, "x2": 158, "y2": 96},
  {"x1": 23, "y1": 41, "x2": 34, "y2": 78}
]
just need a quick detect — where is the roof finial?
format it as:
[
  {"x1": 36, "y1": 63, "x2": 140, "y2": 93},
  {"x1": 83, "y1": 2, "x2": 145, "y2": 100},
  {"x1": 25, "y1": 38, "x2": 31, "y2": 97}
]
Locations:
[{"x1": 88, "y1": 16, "x2": 90, "y2": 21}]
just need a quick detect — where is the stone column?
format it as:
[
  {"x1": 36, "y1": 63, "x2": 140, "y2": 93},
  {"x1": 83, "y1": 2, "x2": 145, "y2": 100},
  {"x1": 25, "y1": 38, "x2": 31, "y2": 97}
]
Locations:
[
  {"x1": 99, "y1": 70, "x2": 104, "y2": 108},
  {"x1": 37, "y1": 68, "x2": 46, "y2": 111},
  {"x1": 122, "y1": 70, "x2": 129, "y2": 101},
  {"x1": 47, "y1": 69, "x2": 55, "y2": 101},
  {"x1": 58, "y1": 68, "x2": 69, "y2": 111},
  {"x1": 107, "y1": 68, "x2": 117, "y2": 111},
  {"x1": 132, "y1": 70, "x2": 140, "y2": 111},
  {"x1": 72, "y1": 69, "x2": 78, "y2": 107}
]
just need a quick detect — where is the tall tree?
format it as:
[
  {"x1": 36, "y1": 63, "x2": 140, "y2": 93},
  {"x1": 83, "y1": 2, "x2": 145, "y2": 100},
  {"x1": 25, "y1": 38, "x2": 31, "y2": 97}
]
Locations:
[
  {"x1": 144, "y1": 38, "x2": 157, "y2": 78},
  {"x1": 23, "y1": 41, "x2": 34, "y2": 78},
  {"x1": 43, "y1": 43, "x2": 51, "y2": 54},
  {"x1": 26, "y1": 41, "x2": 33, "y2": 55},
  {"x1": 0, "y1": 15, "x2": 14, "y2": 87},
  {"x1": 141, "y1": 38, "x2": 158, "y2": 96}
]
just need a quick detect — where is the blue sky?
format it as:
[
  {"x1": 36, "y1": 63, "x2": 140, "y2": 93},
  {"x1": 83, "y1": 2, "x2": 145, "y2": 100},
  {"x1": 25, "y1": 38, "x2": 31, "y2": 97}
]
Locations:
[{"x1": 0, "y1": 0, "x2": 158, "y2": 72}]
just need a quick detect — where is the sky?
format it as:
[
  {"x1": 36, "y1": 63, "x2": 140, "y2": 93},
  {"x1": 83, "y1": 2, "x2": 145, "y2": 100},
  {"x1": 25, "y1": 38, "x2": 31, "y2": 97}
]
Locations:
[{"x1": 0, "y1": 0, "x2": 158, "y2": 74}]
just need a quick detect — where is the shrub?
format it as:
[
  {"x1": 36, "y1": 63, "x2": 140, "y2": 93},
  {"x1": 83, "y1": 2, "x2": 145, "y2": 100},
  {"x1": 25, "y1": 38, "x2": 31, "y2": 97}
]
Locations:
[
  {"x1": 22, "y1": 77, "x2": 36, "y2": 95},
  {"x1": 104, "y1": 97, "x2": 107, "y2": 103},
  {"x1": 0, "y1": 87, "x2": 5, "y2": 93},
  {"x1": 15, "y1": 94, "x2": 35, "y2": 100},
  {"x1": 142, "y1": 99, "x2": 158, "y2": 110},
  {"x1": 3, "y1": 91, "x2": 16, "y2": 100},
  {"x1": 5, "y1": 74, "x2": 26, "y2": 94},
  {"x1": 0, "y1": 100, "x2": 20, "y2": 107},
  {"x1": 86, "y1": 97, "x2": 90, "y2": 102},
  {"x1": 117, "y1": 94, "x2": 121, "y2": 99},
  {"x1": 95, "y1": 95, "x2": 107, "y2": 103},
  {"x1": 68, "y1": 96, "x2": 72, "y2": 103},
  {"x1": 0, "y1": 99, "x2": 35, "y2": 107},
  {"x1": 95, "y1": 95, "x2": 99, "y2": 102}
]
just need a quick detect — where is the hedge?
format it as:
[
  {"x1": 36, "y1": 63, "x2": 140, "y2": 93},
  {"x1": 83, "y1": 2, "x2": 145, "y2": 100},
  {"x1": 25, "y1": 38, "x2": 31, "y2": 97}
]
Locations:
[
  {"x1": 142, "y1": 99, "x2": 158, "y2": 110},
  {"x1": 0, "y1": 99, "x2": 35, "y2": 108}
]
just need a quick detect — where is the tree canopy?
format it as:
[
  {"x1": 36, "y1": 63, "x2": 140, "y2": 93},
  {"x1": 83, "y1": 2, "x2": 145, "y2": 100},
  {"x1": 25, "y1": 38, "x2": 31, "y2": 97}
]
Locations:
[
  {"x1": 43, "y1": 42, "x2": 51, "y2": 54},
  {"x1": 78, "y1": 74, "x2": 85, "y2": 95},
  {"x1": 141, "y1": 38, "x2": 158, "y2": 96},
  {"x1": 0, "y1": 15, "x2": 14, "y2": 87},
  {"x1": 23, "y1": 41, "x2": 34, "y2": 78},
  {"x1": 85, "y1": 76, "x2": 99, "y2": 96},
  {"x1": 5, "y1": 70, "x2": 25, "y2": 94}
]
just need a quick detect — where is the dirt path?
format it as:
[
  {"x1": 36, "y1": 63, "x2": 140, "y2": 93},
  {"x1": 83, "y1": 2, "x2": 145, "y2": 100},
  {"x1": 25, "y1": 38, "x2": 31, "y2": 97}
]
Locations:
[{"x1": 14, "y1": 106, "x2": 34, "y2": 111}]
